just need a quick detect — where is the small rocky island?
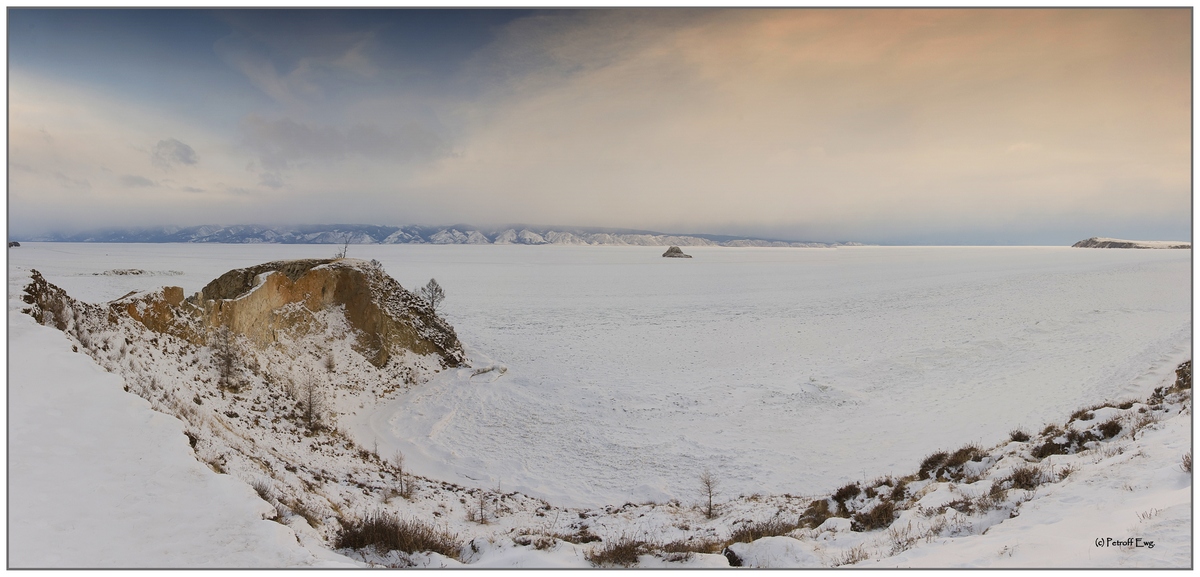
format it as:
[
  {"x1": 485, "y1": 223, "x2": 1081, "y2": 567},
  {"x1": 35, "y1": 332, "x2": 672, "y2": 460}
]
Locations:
[
  {"x1": 1072, "y1": 237, "x2": 1190, "y2": 249},
  {"x1": 662, "y1": 246, "x2": 692, "y2": 258}
]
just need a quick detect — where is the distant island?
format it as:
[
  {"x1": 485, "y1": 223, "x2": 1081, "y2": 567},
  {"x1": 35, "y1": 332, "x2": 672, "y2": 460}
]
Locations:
[
  {"x1": 23, "y1": 224, "x2": 864, "y2": 248},
  {"x1": 1072, "y1": 237, "x2": 1190, "y2": 249}
]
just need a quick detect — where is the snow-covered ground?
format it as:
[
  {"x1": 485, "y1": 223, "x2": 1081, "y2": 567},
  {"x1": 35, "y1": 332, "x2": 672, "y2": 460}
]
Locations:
[
  {"x1": 7, "y1": 278, "x2": 358, "y2": 568},
  {"x1": 7, "y1": 242, "x2": 1191, "y2": 568}
]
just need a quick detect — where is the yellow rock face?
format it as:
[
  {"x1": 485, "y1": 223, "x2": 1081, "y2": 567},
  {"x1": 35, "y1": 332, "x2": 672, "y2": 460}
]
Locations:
[{"x1": 106, "y1": 259, "x2": 464, "y2": 369}]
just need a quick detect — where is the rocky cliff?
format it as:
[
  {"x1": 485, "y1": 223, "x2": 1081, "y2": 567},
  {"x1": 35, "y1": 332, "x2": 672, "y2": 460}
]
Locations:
[{"x1": 24, "y1": 258, "x2": 465, "y2": 369}]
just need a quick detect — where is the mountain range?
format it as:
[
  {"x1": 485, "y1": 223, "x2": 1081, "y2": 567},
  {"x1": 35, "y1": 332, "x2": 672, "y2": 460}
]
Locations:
[{"x1": 24, "y1": 224, "x2": 863, "y2": 248}]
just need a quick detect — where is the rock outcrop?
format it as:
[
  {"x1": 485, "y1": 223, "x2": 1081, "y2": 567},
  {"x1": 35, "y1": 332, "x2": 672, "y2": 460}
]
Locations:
[
  {"x1": 1072, "y1": 237, "x2": 1190, "y2": 249},
  {"x1": 24, "y1": 258, "x2": 465, "y2": 369},
  {"x1": 662, "y1": 246, "x2": 693, "y2": 258}
]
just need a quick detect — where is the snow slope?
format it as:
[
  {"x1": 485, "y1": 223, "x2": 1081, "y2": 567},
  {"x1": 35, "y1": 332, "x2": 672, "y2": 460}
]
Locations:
[{"x1": 7, "y1": 270, "x2": 357, "y2": 568}]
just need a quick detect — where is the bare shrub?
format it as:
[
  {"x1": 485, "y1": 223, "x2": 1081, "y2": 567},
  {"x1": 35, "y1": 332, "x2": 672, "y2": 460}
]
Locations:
[
  {"x1": 333, "y1": 235, "x2": 350, "y2": 259},
  {"x1": 1031, "y1": 440, "x2": 1067, "y2": 459},
  {"x1": 918, "y1": 452, "x2": 948, "y2": 480},
  {"x1": 466, "y1": 491, "x2": 490, "y2": 524},
  {"x1": 302, "y1": 375, "x2": 327, "y2": 430},
  {"x1": 699, "y1": 468, "x2": 720, "y2": 519},
  {"x1": 852, "y1": 500, "x2": 895, "y2": 532},
  {"x1": 1008, "y1": 429, "x2": 1030, "y2": 443},
  {"x1": 800, "y1": 498, "x2": 834, "y2": 528},
  {"x1": 1005, "y1": 466, "x2": 1045, "y2": 491},
  {"x1": 391, "y1": 451, "x2": 413, "y2": 499},
  {"x1": 335, "y1": 511, "x2": 461, "y2": 560},
  {"x1": 832, "y1": 482, "x2": 861, "y2": 503},
  {"x1": 1097, "y1": 417, "x2": 1123, "y2": 439},
  {"x1": 420, "y1": 278, "x2": 446, "y2": 313},
  {"x1": 1182, "y1": 452, "x2": 1192, "y2": 473},
  {"x1": 210, "y1": 326, "x2": 241, "y2": 391},
  {"x1": 887, "y1": 523, "x2": 917, "y2": 555},
  {"x1": 586, "y1": 536, "x2": 648, "y2": 567},
  {"x1": 324, "y1": 354, "x2": 335, "y2": 372}
]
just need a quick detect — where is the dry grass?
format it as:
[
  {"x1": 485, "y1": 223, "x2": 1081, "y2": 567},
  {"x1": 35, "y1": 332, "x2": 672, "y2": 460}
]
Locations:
[
  {"x1": 728, "y1": 517, "x2": 800, "y2": 544},
  {"x1": 1008, "y1": 429, "x2": 1031, "y2": 443},
  {"x1": 585, "y1": 536, "x2": 649, "y2": 567},
  {"x1": 661, "y1": 537, "x2": 724, "y2": 555},
  {"x1": 918, "y1": 451, "x2": 949, "y2": 480},
  {"x1": 1004, "y1": 466, "x2": 1045, "y2": 491},
  {"x1": 852, "y1": 500, "x2": 896, "y2": 532},
  {"x1": 335, "y1": 511, "x2": 461, "y2": 560},
  {"x1": 799, "y1": 498, "x2": 835, "y2": 528},
  {"x1": 1097, "y1": 417, "x2": 1123, "y2": 440},
  {"x1": 831, "y1": 544, "x2": 869, "y2": 567},
  {"x1": 1182, "y1": 452, "x2": 1192, "y2": 473},
  {"x1": 832, "y1": 482, "x2": 861, "y2": 503}
]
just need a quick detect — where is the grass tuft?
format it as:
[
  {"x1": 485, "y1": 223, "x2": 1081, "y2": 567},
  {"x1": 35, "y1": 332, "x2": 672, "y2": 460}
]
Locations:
[
  {"x1": 1004, "y1": 466, "x2": 1045, "y2": 491},
  {"x1": 335, "y1": 511, "x2": 461, "y2": 560},
  {"x1": 1097, "y1": 417, "x2": 1123, "y2": 439},
  {"x1": 728, "y1": 517, "x2": 799, "y2": 544},
  {"x1": 585, "y1": 536, "x2": 649, "y2": 567}
]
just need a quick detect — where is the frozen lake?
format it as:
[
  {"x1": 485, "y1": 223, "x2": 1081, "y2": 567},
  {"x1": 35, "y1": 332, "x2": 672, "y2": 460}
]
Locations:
[{"x1": 9, "y1": 243, "x2": 1191, "y2": 507}]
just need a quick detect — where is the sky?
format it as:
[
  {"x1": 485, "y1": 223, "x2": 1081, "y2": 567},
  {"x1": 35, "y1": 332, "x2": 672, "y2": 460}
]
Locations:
[{"x1": 7, "y1": 8, "x2": 1192, "y2": 245}]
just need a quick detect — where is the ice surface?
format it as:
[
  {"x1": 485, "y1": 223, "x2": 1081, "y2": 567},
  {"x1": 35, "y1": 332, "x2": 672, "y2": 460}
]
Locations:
[{"x1": 9, "y1": 243, "x2": 1191, "y2": 511}]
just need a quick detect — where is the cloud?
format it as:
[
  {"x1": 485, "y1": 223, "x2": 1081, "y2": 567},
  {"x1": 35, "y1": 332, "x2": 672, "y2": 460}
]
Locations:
[
  {"x1": 151, "y1": 138, "x2": 198, "y2": 168},
  {"x1": 212, "y1": 26, "x2": 378, "y2": 109},
  {"x1": 241, "y1": 115, "x2": 445, "y2": 173},
  {"x1": 181, "y1": 186, "x2": 205, "y2": 193},
  {"x1": 410, "y1": 9, "x2": 1191, "y2": 241},
  {"x1": 120, "y1": 174, "x2": 156, "y2": 187},
  {"x1": 258, "y1": 172, "x2": 284, "y2": 189}
]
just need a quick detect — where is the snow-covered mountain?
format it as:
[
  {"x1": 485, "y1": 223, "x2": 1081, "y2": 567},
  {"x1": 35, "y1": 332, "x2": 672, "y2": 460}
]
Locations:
[{"x1": 25, "y1": 224, "x2": 861, "y2": 248}]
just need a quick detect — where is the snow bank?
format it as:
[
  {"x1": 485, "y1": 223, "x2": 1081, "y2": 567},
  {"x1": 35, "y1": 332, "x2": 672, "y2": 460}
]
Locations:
[{"x1": 8, "y1": 280, "x2": 356, "y2": 568}]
